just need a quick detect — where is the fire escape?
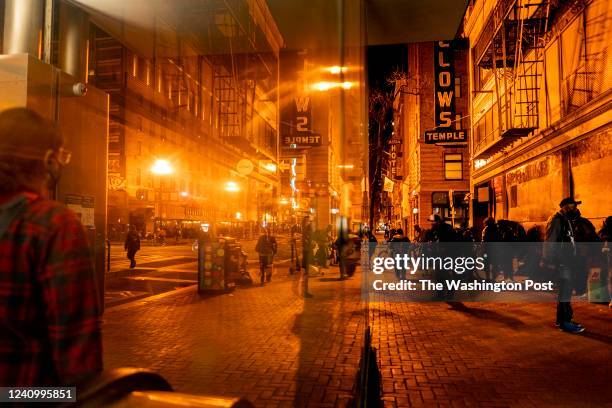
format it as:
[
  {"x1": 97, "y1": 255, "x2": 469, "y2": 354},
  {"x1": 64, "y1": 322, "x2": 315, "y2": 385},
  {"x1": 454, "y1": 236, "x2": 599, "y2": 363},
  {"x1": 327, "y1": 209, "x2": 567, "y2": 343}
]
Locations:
[
  {"x1": 211, "y1": 5, "x2": 258, "y2": 154},
  {"x1": 473, "y1": 0, "x2": 553, "y2": 158}
]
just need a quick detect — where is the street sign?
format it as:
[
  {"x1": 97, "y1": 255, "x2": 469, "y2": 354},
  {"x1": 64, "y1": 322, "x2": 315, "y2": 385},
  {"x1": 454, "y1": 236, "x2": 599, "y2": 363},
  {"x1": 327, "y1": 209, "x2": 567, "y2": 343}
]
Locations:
[
  {"x1": 282, "y1": 134, "x2": 322, "y2": 147},
  {"x1": 281, "y1": 95, "x2": 322, "y2": 148},
  {"x1": 279, "y1": 161, "x2": 291, "y2": 171},
  {"x1": 423, "y1": 129, "x2": 468, "y2": 144},
  {"x1": 236, "y1": 159, "x2": 254, "y2": 176}
]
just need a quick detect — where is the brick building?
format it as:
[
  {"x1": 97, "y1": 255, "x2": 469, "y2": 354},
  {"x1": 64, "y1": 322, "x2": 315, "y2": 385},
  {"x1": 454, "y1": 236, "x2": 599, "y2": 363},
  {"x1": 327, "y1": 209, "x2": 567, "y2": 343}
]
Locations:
[
  {"x1": 394, "y1": 41, "x2": 471, "y2": 238},
  {"x1": 86, "y1": 1, "x2": 284, "y2": 238},
  {"x1": 464, "y1": 0, "x2": 611, "y2": 231},
  {"x1": 279, "y1": 46, "x2": 366, "y2": 231}
]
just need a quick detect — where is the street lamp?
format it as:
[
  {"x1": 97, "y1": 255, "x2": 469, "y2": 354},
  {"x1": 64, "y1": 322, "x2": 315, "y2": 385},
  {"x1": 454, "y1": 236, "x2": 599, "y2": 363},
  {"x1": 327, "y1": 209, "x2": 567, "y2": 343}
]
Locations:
[
  {"x1": 311, "y1": 81, "x2": 356, "y2": 92},
  {"x1": 224, "y1": 181, "x2": 240, "y2": 192},
  {"x1": 151, "y1": 159, "x2": 173, "y2": 175},
  {"x1": 327, "y1": 65, "x2": 347, "y2": 74}
]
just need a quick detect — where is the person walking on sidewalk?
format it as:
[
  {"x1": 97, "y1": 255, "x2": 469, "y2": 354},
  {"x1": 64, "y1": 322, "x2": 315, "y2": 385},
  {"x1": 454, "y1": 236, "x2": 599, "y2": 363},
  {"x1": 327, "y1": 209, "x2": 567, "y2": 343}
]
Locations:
[
  {"x1": 544, "y1": 197, "x2": 585, "y2": 334},
  {"x1": 125, "y1": 225, "x2": 141, "y2": 268},
  {"x1": 256, "y1": 227, "x2": 277, "y2": 284},
  {"x1": 0, "y1": 108, "x2": 102, "y2": 386}
]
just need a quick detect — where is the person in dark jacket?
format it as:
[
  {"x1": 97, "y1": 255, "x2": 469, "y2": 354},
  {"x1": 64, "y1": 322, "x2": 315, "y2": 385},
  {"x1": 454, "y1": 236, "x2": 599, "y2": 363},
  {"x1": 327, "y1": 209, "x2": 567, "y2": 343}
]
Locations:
[
  {"x1": 519, "y1": 225, "x2": 544, "y2": 280},
  {"x1": 481, "y1": 217, "x2": 500, "y2": 281},
  {"x1": 544, "y1": 197, "x2": 584, "y2": 334},
  {"x1": 124, "y1": 225, "x2": 141, "y2": 268},
  {"x1": 427, "y1": 214, "x2": 457, "y2": 299},
  {"x1": 390, "y1": 228, "x2": 410, "y2": 280},
  {"x1": 413, "y1": 224, "x2": 423, "y2": 242},
  {"x1": 301, "y1": 217, "x2": 313, "y2": 270},
  {"x1": 256, "y1": 227, "x2": 278, "y2": 284}
]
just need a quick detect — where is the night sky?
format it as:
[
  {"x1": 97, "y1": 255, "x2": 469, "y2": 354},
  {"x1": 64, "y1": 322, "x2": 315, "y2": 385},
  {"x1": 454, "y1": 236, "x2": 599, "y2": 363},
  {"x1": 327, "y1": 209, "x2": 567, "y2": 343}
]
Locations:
[{"x1": 367, "y1": 44, "x2": 408, "y2": 93}]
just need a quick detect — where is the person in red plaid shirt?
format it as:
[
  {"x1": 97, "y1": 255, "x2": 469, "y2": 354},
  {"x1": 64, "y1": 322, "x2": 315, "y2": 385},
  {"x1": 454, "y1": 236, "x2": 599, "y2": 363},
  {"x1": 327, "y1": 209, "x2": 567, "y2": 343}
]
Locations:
[{"x1": 0, "y1": 108, "x2": 102, "y2": 386}]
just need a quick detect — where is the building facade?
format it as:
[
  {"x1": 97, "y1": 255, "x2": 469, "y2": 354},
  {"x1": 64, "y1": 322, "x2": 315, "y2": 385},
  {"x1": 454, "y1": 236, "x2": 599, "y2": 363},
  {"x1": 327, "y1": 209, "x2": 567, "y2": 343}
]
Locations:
[
  {"x1": 85, "y1": 1, "x2": 284, "y2": 239},
  {"x1": 464, "y1": 0, "x2": 611, "y2": 231},
  {"x1": 279, "y1": 42, "x2": 366, "y2": 231},
  {"x1": 394, "y1": 41, "x2": 471, "y2": 238}
]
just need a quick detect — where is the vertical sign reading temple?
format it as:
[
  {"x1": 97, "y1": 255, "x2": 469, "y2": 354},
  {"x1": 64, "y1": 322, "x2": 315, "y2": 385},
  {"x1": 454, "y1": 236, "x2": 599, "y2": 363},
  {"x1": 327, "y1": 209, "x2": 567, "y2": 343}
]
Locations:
[{"x1": 434, "y1": 41, "x2": 454, "y2": 129}]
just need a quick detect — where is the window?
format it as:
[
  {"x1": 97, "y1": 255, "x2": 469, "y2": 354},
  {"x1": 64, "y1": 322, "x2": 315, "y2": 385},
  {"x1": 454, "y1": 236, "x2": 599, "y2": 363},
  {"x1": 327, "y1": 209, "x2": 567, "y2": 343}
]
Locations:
[{"x1": 444, "y1": 153, "x2": 462, "y2": 180}]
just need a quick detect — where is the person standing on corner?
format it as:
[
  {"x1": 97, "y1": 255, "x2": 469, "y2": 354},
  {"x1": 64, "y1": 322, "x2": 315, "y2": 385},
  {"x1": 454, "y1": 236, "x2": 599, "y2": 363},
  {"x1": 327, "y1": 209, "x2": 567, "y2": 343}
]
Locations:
[
  {"x1": 543, "y1": 197, "x2": 585, "y2": 334},
  {"x1": 125, "y1": 225, "x2": 141, "y2": 268},
  {"x1": 256, "y1": 227, "x2": 277, "y2": 285},
  {"x1": 428, "y1": 214, "x2": 458, "y2": 300},
  {"x1": 0, "y1": 108, "x2": 102, "y2": 386}
]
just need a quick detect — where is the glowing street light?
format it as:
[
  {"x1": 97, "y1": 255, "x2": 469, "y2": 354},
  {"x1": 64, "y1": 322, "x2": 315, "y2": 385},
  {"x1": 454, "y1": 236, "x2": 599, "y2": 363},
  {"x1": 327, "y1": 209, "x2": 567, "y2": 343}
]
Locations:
[
  {"x1": 225, "y1": 181, "x2": 240, "y2": 192},
  {"x1": 235, "y1": 212, "x2": 242, "y2": 220},
  {"x1": 180, "y1": 191, "x2": 189, "y2": 197},
  {"x1": 312, "y1": 81, "x2": 356, "y2": 92},
  {"x1": 312, "y1": 81, "x2": 335, "y2": 91},
  {"x1": 279, "y1": 197, "x2": 289, "y2": 205},
  {"x1": 328, "y1": 65, "x2": 347, "y2": 74},
  {"x1": 151, "y1": 159, "x2": 173, "y2": 175}
]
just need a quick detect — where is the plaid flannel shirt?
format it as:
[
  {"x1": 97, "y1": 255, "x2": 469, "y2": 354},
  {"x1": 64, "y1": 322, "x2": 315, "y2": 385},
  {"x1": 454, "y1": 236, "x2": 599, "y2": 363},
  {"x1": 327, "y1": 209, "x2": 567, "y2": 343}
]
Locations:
[{"x1": 0, "y1": 192, "x2": 102, "y2": 386}]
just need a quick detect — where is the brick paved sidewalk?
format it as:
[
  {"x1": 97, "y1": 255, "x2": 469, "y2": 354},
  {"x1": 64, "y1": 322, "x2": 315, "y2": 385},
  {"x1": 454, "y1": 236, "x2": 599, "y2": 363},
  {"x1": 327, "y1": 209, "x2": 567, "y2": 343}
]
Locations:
[
  {"x1": 103, "y1": 267, "x2": 366, "y2": 407},
  {"x1": 370, "y1": 300, "x2": 612, "y2": 407},
  {"x1": 103, "y1": 265, "x2": 611, "y2": 407}
]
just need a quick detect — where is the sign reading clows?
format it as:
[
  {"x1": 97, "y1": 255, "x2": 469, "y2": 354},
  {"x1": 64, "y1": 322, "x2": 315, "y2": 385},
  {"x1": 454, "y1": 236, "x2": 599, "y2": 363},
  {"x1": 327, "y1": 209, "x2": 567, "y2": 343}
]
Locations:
[
  {"x1": 424, "y1": 40, "x2": 468, "y2": 145},
  {"x1": 282, "y1": 96, "x2": 322, "y2": 148}
]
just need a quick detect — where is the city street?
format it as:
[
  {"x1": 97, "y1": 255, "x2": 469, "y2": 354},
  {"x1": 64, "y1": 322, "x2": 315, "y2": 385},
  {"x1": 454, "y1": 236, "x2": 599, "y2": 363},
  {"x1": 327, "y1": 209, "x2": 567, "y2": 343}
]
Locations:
[
  {"x1": 105, "y1": 234, "x2": 297, "y2": 307},
  {"x1": 1, "y1": 0, "x2": 611, "y2": 406},
  {"x1": 103, "y1": 265, "x2": 612, "y2": 407}
]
